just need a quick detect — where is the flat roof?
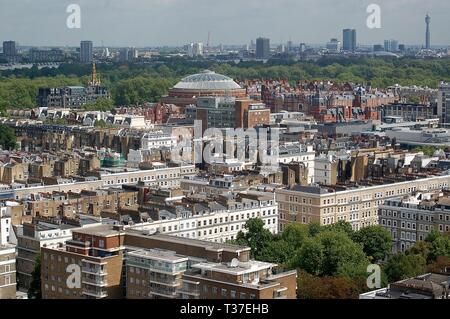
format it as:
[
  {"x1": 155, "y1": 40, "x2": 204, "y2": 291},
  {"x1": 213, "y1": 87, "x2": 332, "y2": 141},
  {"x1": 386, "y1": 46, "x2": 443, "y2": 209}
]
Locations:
[
  {"x1": 128, "y1": 248, "x2": 188, "y2": 263},
  {"x1": 192, "y1": 260, "x2": 274, "y2": 275},
  {"x1": 73, "y1": 224, "x2": 123, "y2": 237},
  {"x1": 125, "y1": 231, "x2": 250, "y2": 253}
]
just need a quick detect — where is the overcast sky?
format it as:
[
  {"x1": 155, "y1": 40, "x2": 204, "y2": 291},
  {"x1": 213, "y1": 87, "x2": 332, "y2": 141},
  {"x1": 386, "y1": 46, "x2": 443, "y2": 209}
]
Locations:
[{"x1": 0, "y1": 0, "x2": 449, "y2": 47}]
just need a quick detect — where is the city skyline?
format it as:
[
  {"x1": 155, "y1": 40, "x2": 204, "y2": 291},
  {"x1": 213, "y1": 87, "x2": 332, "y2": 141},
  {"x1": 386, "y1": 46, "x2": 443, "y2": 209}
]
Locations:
[{"x1": 0, "y1": 0, "x2": 449, "y2": 47}]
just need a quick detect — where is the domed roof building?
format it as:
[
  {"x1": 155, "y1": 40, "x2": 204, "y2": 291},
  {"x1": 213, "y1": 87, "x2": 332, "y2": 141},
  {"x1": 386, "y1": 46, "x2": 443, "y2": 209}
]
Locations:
[{"x1": 162, "y1": 70, "x2": 247, "y2": 107}]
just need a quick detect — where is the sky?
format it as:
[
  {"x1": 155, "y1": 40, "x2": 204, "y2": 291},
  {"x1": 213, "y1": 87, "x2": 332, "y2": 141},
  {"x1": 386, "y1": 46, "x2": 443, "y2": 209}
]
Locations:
[{"x1": 0, "y1": 0, "x2": 449, "y2": 47}]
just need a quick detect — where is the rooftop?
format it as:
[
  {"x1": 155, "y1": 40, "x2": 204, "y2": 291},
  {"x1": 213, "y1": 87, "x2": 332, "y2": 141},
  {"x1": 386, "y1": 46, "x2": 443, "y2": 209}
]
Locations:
[
  {"x1": 128, "y1": 248, "x2": 188, "y2": 263},
  {"x1": 173, "y1": 70, "x2": 242, "y2": 91},
  {"x1": 73, "y1": 224, "x2": 124, "y2": 237}
]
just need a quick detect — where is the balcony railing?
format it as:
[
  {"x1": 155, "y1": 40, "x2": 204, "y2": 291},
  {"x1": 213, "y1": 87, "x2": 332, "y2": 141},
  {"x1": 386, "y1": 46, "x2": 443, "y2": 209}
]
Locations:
[
  {"x1": 83, "y1": 287, "x2": 108, "y2": 299},
  {"x1": 82, "y1": 276, "x2": 108, "y2": 287},
  {"x1": 148, "y1": 275, "x2": 180, "y2": 286},
  {"x1": 148, "y1": 288, "x2": 178, "y2": 299}
]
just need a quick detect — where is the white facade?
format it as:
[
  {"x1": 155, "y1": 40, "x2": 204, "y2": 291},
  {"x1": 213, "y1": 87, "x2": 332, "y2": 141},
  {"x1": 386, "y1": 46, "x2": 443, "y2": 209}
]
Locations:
[
  {"x1": 0, "y1": 245, "x2": 16, "y2": 294},
  {"x1": 314, "y1": 155, "x2": 336, "y2": 185},
  {"x1": 141, "y1": 131, "x2": 177, "y2": 150},
  {"x1": 278, "y1": 144, "x2": 315, "y2": 184},
  {"x1": 101, "y1": 165, "x2": 196, "y2": 188},
  {"x1": 186, "y1": 43, "x2": 204, "y2": 57},
  {"x1": 0, "y1": 207, "x2": 11, "y2": 245},
  {"x1": 0, "y1": 204, "x2": 17, "y2": 245},
  {"x1": 127, "y1": 150, "x2": 144, "y2": 168},
  {"x1": 105, "y1": 115, "x2": 147, "y2": 128},
  {"x1": 129, "y1": 199, "x2": 278, "y2": 243}
]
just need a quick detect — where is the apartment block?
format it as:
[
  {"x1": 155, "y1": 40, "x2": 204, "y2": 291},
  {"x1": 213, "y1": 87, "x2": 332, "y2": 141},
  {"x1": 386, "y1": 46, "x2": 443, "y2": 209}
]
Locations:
[
  {"x1": 40, "y1": 224, "x2": 297, "y2": 299},
  {"x1": 379, "y1": 191, "x2": 450, "y2": 253},
  {"x1": 10, "y1": 164, "x2": 196, "y2": 200},
  {"x1": 276, "y1": 174, "x2": 450, "y2": 231},
  {"x1": 15, "y1": 219, "x2": 82, "y2": 289},
  {"x1": 180, "y1": 260, "x2": 297, "y2": 299},
  {"x1": 41, "y1": 224, "x2": 125, "y2": 299},
  {"x1": 235, "y1": 100, "x2": 271, "y2": 129},
  {"x1": 25, "y1": 189, "x2": 138, "y2": 218},
  {"x1": 0, "y1": 244, "x2": 16, "y2": 299},
  {"x1": 132, "y1": 192, "x2": 278, "y2": 243},
  {"x1": 126, "y1": 249, "x2": 189, "y2": 299}
]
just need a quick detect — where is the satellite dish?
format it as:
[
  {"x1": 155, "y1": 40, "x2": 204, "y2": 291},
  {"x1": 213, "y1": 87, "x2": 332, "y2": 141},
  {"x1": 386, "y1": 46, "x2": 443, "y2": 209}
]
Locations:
[{"x1": 230, "y1": 258, "x2": 239, "y2": 268}]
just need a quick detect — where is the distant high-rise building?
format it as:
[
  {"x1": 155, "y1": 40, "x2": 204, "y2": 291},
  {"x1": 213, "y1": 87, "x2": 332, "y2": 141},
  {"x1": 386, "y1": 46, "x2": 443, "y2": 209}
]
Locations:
[
  {"x1": 256, "y1": 37, "x2": 270, "y2": 59},
  {"x1": 384, "y1": 39, "x2": 399, "y2": 52},
  {"x1": 425, "y1": 14, "x2": 431, "y2": 49},
  {"x1": 343, "y1": 29, "x2": 357, "y2": 52},
  {"x1": 80, "y1": 41, "x2": 93, "y2": 63},
  {"x1": 326, "y1": 38, "x2": 341, "y2": 53},
  {"x1": 193, "y1": 43, "x2": 204, "y2": 57},
  {"x1": 438, "y1": 81, "x2": 450, "y2": 124},
  {"x1": 299, "y1": 43, "x2": 307, "y2": 53},
  {"x1": 119, "y1": 47, "x2": 138, "y2": 62},
  {"x1": 287, "y1": 41, "x2": 293, "y2": 53},
  {"x1": 119, "y1": 48, "x2": 130, "y2": 62},
  {"x1": 102, "y1": 47, "x2": 110, "y2": 58},
  {"x1": 185, "y1": 43, "x2": 204, "y2": 57},
  {"x1": 3, "y1": 41, "x2": 17, "y2": 57}
]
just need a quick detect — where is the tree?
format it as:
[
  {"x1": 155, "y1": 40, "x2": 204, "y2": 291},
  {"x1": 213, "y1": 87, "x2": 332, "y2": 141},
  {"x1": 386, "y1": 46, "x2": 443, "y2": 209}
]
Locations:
[
  {"x1": 427, "y1": 235, "x2": 450, "y2": 262},
  {"x1": 258, "y1": 239, "x2": 297, "y2": 265},
  {"x1": 280, "y1": 223, "x2": 310, "y2": 247},
  {"x1": 290, "y1": 238, "x2": 324, "y2": 275},
  {"x1": 297, "y1": 270, "x2": 362, "y2": 299},
  {"x1": 325, "y1": 220, "x2": 354, "y2": 238},
  {"x1": 235, "y1": 218, "x2": 274, "y2": 259},
  {"x1": 0, "y1": 124, "x2": 17, "y2": 150},
  {"x1": 406, "y1": 240, "x2": 430, "y2": 259},
  {"x1": 308, "y1": 222, "x2": 322, "y2": 237},
  {"x1": 383, "y1": 253, "x2": 427, "y2": 282},
  {"x1": 317, "y1": 231, "x2": 369, "y2": 277},
  {"x1": 28, "y1": 254, "x2": 42, "y2": 299},
  {"x1": 83, "y1": 98, "x2": 114, "y2": 112},
  {"x1": 427, "y1": 256, "x2": 450, "y2": 273},
  {"x1": 352, "y1": 226, "x2": 392, "y2": 262}
]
